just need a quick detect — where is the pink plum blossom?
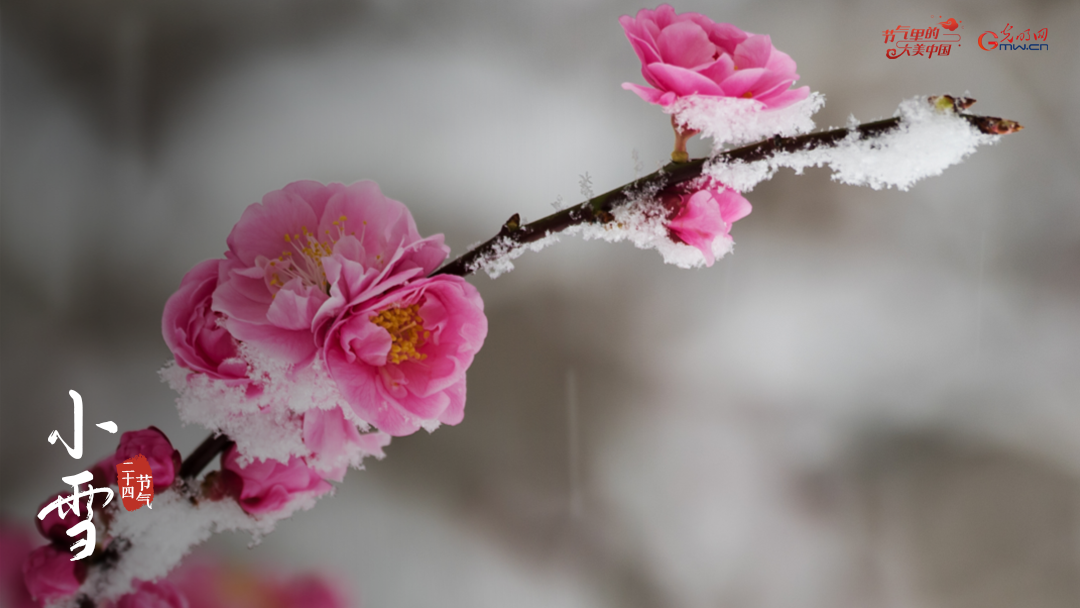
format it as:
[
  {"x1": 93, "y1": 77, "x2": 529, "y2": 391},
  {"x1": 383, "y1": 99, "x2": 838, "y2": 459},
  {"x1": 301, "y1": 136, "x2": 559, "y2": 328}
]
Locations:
[
  {"x1": 92, "y1": 427, "x2": 181, "y2": 490},
  {"x1": 666, "y1": 187, "x2": 752, "y2": 266},
  {"x1": 621, "y1": 4, "x2": 809, "y2": 109},
  {"x1": 22, "y1": 544, "x2": 86, "y2": 604},
  {"x1": 323, "y1": 275, "x2": 488, "y2": 436},
  {"x1": 163, "y1": 259, "x2": 251, "y2": 384},
  {"x1": 221, "y1": 445, "x2": 331, "y2": 515},
  {"x1": 212, "y1": 180, "x2": 449, "y2": 366},
  {"x1": 166, "y1": 179, "x2": 488, "y2": 474}
]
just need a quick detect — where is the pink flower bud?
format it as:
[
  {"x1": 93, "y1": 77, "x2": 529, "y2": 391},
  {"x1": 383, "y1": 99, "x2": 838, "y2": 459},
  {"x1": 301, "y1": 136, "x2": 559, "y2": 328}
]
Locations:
[
  {"x1": 22, "y1": 544, "x2": 86, "y2": 603},
  {"x1": 666, "y1": 188, "x2": 752, "y2": 266},
  {"x1": 221, "y1": 446, "x2": 331, "y2": 515},
  {"x1": 94, "y1": 427, "x2": 180, "y2": 490},
  {"x1": 621, "y1": 4, "x2": 809, "y2": 109},
  {"x1": 34, "y1": 493, "x2": 92, "y2": 544}
]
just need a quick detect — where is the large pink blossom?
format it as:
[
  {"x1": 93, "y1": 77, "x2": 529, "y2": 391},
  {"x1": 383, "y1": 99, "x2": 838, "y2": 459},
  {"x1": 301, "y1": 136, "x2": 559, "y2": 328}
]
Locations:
[
  {"x1": 212, "y1": 180, "x2": 449, "y2": 366},
  {"x1": 666, "y1": 187, "x2": 752, "y2": 266},
  {"x1": 220, "y1": 445, "x2": 331, "y2": 515},
  {"x1": 163, "y1": 259, "x2": 251, "y2": 384},
  {"x1": 22, "y1": 544, "x2": 86, "y2": 604},
  {"x1": 621, "y1": 4, "x2": 809, "y2": 109},
  {"x1": 166, "y1": 179, "x2": 488, "y2": 473},
  {"x1": 323, "y1": 275, "x2": 487, "y2": 436},
  {"x1": 91, "y1": 427, "x2": 181, "y2": 491}
]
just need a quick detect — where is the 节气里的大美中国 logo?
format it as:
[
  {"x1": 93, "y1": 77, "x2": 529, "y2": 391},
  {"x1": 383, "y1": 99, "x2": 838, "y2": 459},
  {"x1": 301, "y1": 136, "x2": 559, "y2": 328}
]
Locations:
[{"x1": 882, "y1": 16, "x2": 963, "y2": 58}]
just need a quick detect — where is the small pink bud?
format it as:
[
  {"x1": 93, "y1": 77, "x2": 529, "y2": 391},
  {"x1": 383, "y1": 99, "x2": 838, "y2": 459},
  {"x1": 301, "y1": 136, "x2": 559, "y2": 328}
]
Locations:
[{"x1": 94, "y1": 427, "x2": 180, "y2": 490}]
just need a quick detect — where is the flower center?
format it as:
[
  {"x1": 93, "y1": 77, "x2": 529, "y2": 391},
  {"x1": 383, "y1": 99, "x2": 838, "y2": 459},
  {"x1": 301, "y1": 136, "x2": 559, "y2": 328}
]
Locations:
[
  {"x1": 268, "y1": 216, "x2": 358, "y2": 292},
  {"x1": 370, "y1": 303, "x2": 430, "y2": 365}
]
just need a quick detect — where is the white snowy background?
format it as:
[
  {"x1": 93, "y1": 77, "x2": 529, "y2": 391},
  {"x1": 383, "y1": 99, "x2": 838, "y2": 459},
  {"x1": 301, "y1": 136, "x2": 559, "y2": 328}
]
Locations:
[{"x1": 2, "y1": 1, "x2": 1078, "y2": 607}]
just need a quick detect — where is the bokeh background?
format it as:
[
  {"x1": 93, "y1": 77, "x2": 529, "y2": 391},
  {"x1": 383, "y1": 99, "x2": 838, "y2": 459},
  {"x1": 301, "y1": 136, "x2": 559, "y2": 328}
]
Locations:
[{"x1": 2, "y1": 0, "x2": 1078, "y2": 606}]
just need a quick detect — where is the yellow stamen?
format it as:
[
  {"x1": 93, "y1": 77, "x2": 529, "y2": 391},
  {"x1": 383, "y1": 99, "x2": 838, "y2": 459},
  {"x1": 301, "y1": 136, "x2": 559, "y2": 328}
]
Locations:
[
  {"x1": 269, "y1": 215, "x2": 353, "y2": 292},
  {"x1": 369, "y1": 304, "x2": 430, "y2": 365}
]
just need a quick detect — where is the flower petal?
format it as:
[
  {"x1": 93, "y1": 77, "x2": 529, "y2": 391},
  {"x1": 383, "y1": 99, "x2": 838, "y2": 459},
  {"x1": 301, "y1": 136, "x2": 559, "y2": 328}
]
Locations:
[
  {"x1": 222, "y1": 319, "x2": 317, "y2": 365},
  {"x1": 720, "y1": 67, "x2": 768, "y2": 97},
  {"x1": 734, "y1": 34, "x2": 773, "y2": 69},
  {"x1": 622, "y1": 82, "x2": 669, "y2": 105},
  {"x1": 265, "y1": 279, "x2": 323, "y2": 331},
  {"x1": 645, "y1": 62, "x2": 726, "y2": 96},
  {"x1": 765, "y1": 47, "x2": 798, "y2": 78},
  {"x1": 226, "y1": 189, "x2": 319, "y2": 266},
  {"x1": 716, "y1": 189, "x2": 753, "y2": 223},
  {"x1": 625, "y1": 32, "x2": 663, "y2": 66},
  {"x1": 656, "y1": 20, "x2": 715, "y2": 68},
  {"x1": 696, "y1": 54, "x2": 736, "y2": 86},
  {"x1": 337, "y1": 316, "x2": 392, "y2": 367},
  {"x1": 758, "y1": 85, "x2": 810, "y2": 109}
]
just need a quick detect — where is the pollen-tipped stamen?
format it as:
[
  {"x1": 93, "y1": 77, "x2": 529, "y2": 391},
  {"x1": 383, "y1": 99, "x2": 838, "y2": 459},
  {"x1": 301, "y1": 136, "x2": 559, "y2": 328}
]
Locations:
[
  {"x1": 369, "y1": 303, "x2": 430, "y2": 365},
  {"x1": 271, "y1": 216, "x2": 356, "y2": 291}
]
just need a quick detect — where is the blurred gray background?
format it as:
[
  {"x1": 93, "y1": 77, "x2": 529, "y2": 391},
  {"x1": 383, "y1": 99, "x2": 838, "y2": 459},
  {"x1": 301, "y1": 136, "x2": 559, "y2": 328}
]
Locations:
[{"x1": 2, "y1": 0, "x2": 1078, "y2": 606}]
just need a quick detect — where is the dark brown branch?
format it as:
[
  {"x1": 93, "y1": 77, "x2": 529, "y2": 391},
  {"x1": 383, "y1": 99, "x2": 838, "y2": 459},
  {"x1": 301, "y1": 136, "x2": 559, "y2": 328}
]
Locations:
[
  {"x1": 178, "y1": 434, "x2": 233, "y2": 480},
  {"x1": 433, "y1": 97, "x2": 1021, "y2": 278}
]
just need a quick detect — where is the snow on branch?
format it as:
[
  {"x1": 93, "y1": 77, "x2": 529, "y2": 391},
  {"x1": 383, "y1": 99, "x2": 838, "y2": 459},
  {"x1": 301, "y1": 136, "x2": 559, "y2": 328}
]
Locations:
[{"x1": 433, "y1": 95, "x2": 1021, "y2": 278}]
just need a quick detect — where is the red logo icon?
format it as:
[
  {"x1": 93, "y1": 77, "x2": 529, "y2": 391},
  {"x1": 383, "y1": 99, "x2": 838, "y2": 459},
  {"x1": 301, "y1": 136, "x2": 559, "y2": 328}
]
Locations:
[
  {"x1": 116, "y1": 455, "x2": 154, "y2": 511},
  {"x1": 978, "y1": 24, "x2": 1048, "y2": 51},
  {"x1": 939, "y1": 18, "x2": 960, "y2": 31}
]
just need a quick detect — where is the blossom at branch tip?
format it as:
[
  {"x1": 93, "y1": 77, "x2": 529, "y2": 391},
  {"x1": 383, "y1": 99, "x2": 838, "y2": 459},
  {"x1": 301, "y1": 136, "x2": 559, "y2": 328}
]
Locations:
[
  {"x1": 22, "y1": 544, "x2": 86, "y2": 604},
  {"x1": 221, "y1": 445, "x2": 332, "y2": 515},
  {"x1": 323, "y1": 275, "x2": 488, "y2": 436},
  {"x1": 665, "y1": 187, "x2": 752, "y2": 266},
  {"x1": 620, "y1": 4, "x2": 808, "y2": 109},
  {"x1": 91, "y1": 427, "x2": 181, "y2": 491}
]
